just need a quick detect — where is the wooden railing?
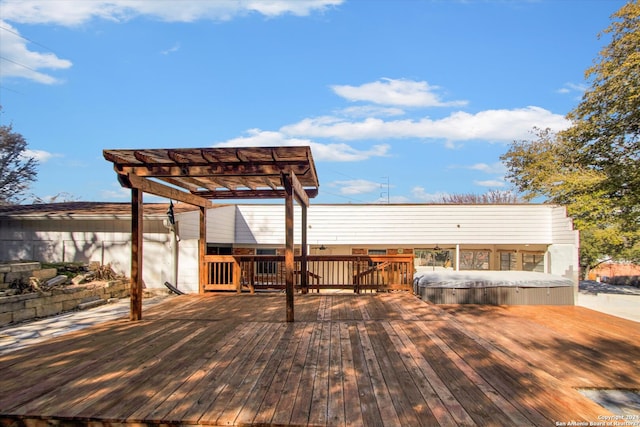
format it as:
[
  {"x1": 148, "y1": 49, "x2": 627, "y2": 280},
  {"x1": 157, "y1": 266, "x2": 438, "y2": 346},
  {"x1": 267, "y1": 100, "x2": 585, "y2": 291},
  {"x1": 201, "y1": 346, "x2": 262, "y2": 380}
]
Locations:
[{"x1": 203, "y1": 254, "x2": 415, "y2": 293}]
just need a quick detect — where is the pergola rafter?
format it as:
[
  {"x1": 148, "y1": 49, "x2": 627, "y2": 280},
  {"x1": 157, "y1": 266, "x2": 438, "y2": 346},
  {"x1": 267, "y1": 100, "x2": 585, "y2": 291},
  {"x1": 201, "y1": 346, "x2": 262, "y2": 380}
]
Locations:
[{"x1": 104, "y1": 146, "x2": 319, "y2": 322}]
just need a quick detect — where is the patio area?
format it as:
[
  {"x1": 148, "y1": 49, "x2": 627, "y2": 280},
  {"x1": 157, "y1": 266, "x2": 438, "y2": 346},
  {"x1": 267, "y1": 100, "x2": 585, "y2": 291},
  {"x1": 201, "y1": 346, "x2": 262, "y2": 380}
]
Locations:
[{"x1": 1, "y1": 293, "x2": 639, "y2": 426}]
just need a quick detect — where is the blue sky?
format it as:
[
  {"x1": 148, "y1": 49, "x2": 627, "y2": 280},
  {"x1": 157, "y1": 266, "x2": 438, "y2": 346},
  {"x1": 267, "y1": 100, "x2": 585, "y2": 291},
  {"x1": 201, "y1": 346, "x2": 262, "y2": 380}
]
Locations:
[{"x1": 0, "y1": 0, "x2": 628, "y2": 204}]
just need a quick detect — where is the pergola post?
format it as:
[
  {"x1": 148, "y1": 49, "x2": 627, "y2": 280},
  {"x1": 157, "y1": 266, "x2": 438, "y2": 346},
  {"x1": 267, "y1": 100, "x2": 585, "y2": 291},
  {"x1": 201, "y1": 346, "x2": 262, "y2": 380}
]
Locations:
[
  {"x1": 301, "y1": 204, "x2": 308, "y2": 294},
  {"x1": 284, "y1": 177, "x2": 295, "y2": 322},
  {"x1": 199, "y1": 206, "x2": 206, "y2": 294},
  {"x1": 284, "y1": 186, "x2": 294, "y2": 322},
  {"x1": 130, "y1": 188, "x2": 143, "y2": 321},
  {"x1": 283, "y1": 171, "x2": 311, "y2": 321}
]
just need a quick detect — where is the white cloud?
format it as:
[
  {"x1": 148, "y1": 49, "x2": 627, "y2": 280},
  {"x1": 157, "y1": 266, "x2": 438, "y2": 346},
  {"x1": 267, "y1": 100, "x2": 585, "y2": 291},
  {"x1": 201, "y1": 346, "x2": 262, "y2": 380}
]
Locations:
[
  {"x1": 474, "y1": 179, "x2": 506, "y2": 188},
  {"x1": 212, "y1": 129, "x2": 390, "y2": 162},
  {"x1": 331, "y1": 78, "x2": 467, "y2": 108},
  {"x1": 281, "y1": 106, "x2": 570, "y2": 142},
  {"x1": 411, "y1": 187, "x2": 448, "y2": 203},
  {"x1": 100, "y1": 185, "x2": 131, "y2": 201},
  {"x1": 337, "y1": 105, "x2": 405, "y2": 118},
  {"x1": 388, "y1": 195, "x2": 410, "y2": 203},
  {"x1": 22, "y1": 149, "x2": 61, "y2": 162},
  {"x1": 0, "y1": 0, "x2": 343, "y2": 26},
  {"x1": 329, "y1": 179, "x2": 381, "y2": 195},
  {"x1": 557, "y1": 82, "x2": 588, "y2": 95},
  {"x1": 461, "y1": 162, "x2": 506, "y2": 174},
  {"x1": 161, "y1": 42, "x2": 181, "y2": 55},
  {"x1": 246, "y1": 0, "x2": 343, "y2": 17},
  {"x1": 0, "y1": 1, "x2": 340, "y2": 83},
  {"x1": 0, "y1": 21, "x2": 72, "y2": 84}
]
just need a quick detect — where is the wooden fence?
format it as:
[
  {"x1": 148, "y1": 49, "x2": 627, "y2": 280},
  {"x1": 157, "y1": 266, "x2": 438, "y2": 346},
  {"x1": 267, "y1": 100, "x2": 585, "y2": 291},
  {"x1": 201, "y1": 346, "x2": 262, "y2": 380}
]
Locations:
[{"x1": 203, "y1": 254, "x2": 414, "y2": 293}]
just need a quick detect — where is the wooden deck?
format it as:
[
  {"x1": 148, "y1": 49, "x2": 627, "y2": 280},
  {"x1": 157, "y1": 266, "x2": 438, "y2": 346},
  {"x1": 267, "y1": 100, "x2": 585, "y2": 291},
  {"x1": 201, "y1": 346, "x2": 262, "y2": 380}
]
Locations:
[{"x1": 1, "y1": 293, "x2": 639, "y2": 426}]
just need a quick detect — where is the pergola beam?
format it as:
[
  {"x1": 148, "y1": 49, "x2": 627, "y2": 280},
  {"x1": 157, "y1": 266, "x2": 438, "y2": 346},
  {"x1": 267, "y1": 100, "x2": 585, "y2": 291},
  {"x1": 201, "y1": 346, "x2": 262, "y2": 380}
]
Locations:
[
  {"x1": 114, "y1": 163, "x2": 312, "y2": 178},
  {"x1": 118, "y1": 173, "x2": 211, "y2": 208},
  {"x1": 192, "y1": 188, "x2": 318, "y2": 200},
  {"x1": 284, "y1": 171, "x2": 309, "y2": 207}
]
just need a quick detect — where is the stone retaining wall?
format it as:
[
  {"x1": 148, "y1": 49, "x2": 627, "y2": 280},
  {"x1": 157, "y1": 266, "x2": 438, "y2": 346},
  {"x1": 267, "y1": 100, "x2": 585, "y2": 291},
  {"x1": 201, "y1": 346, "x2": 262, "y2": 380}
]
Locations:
[
  {"x1": 0, "y1": 262, "x2": 52, "y2": 290},
  {"x1": 0, "y1": 280, "x2": 129, "y2": 327}
]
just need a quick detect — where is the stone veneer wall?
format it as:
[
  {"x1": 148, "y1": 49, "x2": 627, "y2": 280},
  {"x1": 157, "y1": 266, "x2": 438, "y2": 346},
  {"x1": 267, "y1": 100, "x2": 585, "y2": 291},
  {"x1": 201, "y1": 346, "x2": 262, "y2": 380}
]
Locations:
[{"x1": 0, "y1": 261, "x2": 130, "y2": 327}]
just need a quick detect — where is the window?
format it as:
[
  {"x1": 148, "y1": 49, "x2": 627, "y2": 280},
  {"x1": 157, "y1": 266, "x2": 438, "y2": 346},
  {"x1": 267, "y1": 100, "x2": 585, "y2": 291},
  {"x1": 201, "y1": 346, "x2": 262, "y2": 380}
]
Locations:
[
  {"x1": 414, "y1": 249, "x2": 453, "y2": 269},
  {"x1": 206, "y1": 245, "x2": 233, "y2": 255},
  {"x1": 368, "y1": 249, "x2": 387, "y2": 256},
  {"x1": 523, "y1": 253, "x2": 545, "y2": 272},
  {"x1": 256, "y1": 248, "x2": 277, "y2": 274},
  {"x1": 257, "y1": 248, "x2": 277, "y2": 255},
  {"x1": 500, "y1": 252, "x2": 517, "y2": 271},
  {"x1": 366, "y1": 249, "x2": 388, "y2": 268},
  {"x1": 459, "y1": 250, "x2": 490, "y2": 270}
]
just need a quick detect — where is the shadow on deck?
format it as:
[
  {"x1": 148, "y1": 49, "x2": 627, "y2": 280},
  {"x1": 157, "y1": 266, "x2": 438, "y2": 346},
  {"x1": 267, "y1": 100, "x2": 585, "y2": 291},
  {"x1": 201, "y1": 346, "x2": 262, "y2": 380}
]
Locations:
[{"x1": 1, "y1": 293, "x2": 639, "y2": 426}]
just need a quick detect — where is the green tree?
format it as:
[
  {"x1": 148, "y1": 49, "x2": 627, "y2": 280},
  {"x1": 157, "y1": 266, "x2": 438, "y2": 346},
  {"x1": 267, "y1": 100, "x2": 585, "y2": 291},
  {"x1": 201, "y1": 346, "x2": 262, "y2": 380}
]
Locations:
[
  {"x1": 0, "y1": 122, "x2": 38, "y2": 205},
  {"x1": 501, "y1": 0, "x2": 640, "y2": 276},
  {"x1": 563, "y1": 0, "x2": 640, "y2": 226},
  {"x1": 502, "y1": 128, "x2": 640, "y2": 277}
]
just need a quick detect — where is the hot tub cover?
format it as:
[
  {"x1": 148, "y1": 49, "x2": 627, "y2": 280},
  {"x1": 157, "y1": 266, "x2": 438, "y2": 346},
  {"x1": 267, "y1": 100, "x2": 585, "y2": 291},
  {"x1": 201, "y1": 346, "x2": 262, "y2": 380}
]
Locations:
[{"x1": 413, "y1": 270, "x2": 574, "y2": 289}]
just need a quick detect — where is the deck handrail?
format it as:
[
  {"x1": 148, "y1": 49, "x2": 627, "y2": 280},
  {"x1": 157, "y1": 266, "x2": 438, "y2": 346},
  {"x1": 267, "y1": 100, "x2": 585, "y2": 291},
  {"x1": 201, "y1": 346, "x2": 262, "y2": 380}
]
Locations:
[{"x1": 203, "y1": 254, "x2": 415, "y2": 293}]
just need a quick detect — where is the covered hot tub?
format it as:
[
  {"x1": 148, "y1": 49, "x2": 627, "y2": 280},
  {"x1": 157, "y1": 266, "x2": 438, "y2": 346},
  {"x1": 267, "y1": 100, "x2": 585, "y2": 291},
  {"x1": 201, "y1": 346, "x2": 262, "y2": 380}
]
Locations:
[{"x1": 413, "y1": 270, "x2": 575, "y2": 305}]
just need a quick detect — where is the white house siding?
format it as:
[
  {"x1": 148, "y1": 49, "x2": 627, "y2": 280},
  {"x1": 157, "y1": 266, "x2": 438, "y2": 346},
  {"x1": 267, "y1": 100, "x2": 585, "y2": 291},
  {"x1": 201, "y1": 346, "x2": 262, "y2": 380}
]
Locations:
[
  {"x1": 1, "y1": 202, "x2": 580, "y2": 292},
  {"x1": 209, "y1": 205, "x2": 235, "y2": 243},
  {"x1": 176, "y1": 239, "x2": 199, "y2": 293},
  {"x1": 551, "y1": 206, "x2": 579, "y2": 244},
  {"x1": 175, "y1": 205, "x2": 235, "y2": 244},
  {"x1": 233, "y1": 204, "x2": 555, "y2": 246},
  {"x1": 173, "y1": 210, "x2": 200, "y2": 241},
  {"x1": 547, "y1": 206, "x2": 580, "y2": 284},
  {"x1": 0, "y1": 216, "x2": 172, "y2": 289},
  {"x1": 227, "y1": 203, "x2": 578, "y2": 283}
]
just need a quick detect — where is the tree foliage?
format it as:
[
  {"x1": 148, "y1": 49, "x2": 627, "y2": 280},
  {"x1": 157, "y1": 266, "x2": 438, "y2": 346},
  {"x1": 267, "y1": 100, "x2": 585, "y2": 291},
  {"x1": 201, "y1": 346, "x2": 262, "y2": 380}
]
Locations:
[
  {"x1": 501, "y1": 1, "x2": 640, "y2": 274},
  {"x1": 0, "y1": 122, "x2": 38, "y2": 205},
  {"x1": 563, "y1": 0, "x2": 640, "y2": 226},
  {"x1": 437, "y1": 189, "x2": 520, "y2": 204}
]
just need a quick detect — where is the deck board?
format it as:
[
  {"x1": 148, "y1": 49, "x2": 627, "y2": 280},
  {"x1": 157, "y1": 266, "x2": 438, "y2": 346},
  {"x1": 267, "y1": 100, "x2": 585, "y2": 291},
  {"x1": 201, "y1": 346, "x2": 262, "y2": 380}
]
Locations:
[{"x1": 1, "y1": 293, "x2": 639, "y2": 426}]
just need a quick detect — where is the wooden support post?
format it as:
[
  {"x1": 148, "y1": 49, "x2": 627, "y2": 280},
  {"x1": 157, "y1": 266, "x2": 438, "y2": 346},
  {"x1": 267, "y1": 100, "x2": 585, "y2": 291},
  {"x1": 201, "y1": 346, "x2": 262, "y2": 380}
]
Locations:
[
  {"x1": 284, "y1": 174, "x2": 295, "y2": 322},
  {"x1": 199, "y1": 206, "x2": 206, "y2": 294},
  {"x1": 301, "y1": 204, "x2": 308, "y2": 294},
  {"x1": 130, "y1": 188, "x2": 143, "y2": 321}
]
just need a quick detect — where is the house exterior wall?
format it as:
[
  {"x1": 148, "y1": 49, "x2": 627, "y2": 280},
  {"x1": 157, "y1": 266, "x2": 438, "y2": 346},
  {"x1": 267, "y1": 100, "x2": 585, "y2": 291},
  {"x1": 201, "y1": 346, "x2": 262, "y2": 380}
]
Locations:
[
  {"x1": 0, "y1": 217, "x2": 172, "y2": 288},
  {"x1": 548, "y1": 205, "x2": 580, "y2": 285},
  {"x1": 177, "y1": 205, "x2": 235, "y2": 243},
  {"x1": 234, "y1": 204, "x2": 556, "y2": 246},
  {"x1": 176, "y1": 239, "x2": 199, "y2": 293},
  {"x1": 1, "y1": 202, "x2": 580, "y2": 292},
  {"x1": 229, "y1": 203, "x2": 578, "y2": 283}
]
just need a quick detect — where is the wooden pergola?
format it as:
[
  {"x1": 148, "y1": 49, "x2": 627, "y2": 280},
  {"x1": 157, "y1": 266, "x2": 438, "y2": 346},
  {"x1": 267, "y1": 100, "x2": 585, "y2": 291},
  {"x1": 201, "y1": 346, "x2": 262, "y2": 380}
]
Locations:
[{"x1": 103, "y1": 146, "x2": 319, "y2": 322}]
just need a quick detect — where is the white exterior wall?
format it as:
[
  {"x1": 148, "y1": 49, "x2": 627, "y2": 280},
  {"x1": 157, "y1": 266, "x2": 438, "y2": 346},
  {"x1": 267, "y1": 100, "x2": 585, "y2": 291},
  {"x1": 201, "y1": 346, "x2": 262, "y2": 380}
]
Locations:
[
  {"x1": 548, "y1": 205, "x2": 581, "y2": 285},
  {"x1": 176, "y1": 239, "x2": 200, "y2": 293},
  {"x1": 176, "y1": 205, "x2": 235, "y2": 243},
  {"x1": 230, "y1": 203, "x2": 579, "y2": 284},
  {"x1": 1, "y1": 202, "x2": 580, "y2": 293},
  {"x1": 208, "y1": 206, "x2": 236, "y2": 243},
  {"x1": 234, "y1": 204, "x2": 556, "y2": 246},
  {"x1": 0, "y1": 217, "x2": 172, "y2": 289}
]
